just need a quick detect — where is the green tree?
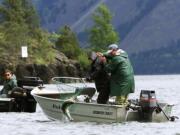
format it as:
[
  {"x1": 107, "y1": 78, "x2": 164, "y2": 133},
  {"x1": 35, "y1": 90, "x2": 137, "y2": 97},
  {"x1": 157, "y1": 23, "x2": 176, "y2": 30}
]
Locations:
[
  {"x1": 55, "y1": 25, "x2": 81, "y2": 59},
  {"x1": 0, "y1": 0, "x2": 39, "y2": 28},
  {"x1": 0, "y1": 0, "x2": 55, "y2": 66},
  {"x1": 89, "y1": 3, "x2": 119, "y2": 51}
]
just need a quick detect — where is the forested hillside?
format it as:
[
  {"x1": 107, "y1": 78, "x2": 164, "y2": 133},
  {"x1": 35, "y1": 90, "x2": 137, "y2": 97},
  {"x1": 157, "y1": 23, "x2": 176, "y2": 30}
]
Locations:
[
  {"x1": 1, "y1": 0, "x2": 180, "y2": 74},
  {"x1": 31, "y1": 0, "x2": 180, "y2": 74},
  {"x1": 32, "y1": 0, "x2": 180, "y2": 52},
  {"x1": 0, "y1": 0, "x2": 89, "y2": 82}
]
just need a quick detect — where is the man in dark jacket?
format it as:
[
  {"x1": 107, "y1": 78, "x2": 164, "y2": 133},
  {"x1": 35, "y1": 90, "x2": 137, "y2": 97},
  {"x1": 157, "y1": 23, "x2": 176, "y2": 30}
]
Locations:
[
  {"x1": 102, "y1": 44, "x2": 135, "y2": 105},
  {"x1": 87, "y1": 52, "x2": 110, "y2": 104}
]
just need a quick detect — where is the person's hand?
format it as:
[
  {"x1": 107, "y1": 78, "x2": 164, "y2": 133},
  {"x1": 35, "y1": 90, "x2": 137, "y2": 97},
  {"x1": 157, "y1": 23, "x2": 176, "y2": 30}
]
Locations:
[{"x1": 96, "y1": 52, "x2": 103, "y2": 57}]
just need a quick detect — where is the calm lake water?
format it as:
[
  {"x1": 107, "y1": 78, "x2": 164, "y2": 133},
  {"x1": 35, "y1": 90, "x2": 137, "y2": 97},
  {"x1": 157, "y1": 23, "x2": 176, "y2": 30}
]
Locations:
[{"x1": 0, "y1": 75, "x2": 180, "y2": 135}]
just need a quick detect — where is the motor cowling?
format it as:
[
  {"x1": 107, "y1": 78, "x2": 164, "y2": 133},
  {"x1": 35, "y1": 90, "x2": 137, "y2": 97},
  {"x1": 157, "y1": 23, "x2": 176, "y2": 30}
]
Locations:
[
  {"x1": 10, "y1": 77, "x2": 43, "y2": 112},
  {"x1": 139, "y1": 90, "x2": 157, "y2": 112}
]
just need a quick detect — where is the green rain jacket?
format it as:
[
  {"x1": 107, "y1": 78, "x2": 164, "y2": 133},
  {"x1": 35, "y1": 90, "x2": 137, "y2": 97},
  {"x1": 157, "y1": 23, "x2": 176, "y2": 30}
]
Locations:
[
  {"x1": 104, "y1": 52, "x2": 135, "y2": 96},
  {"x1": 1, "y1": 75, "x2": 17, "y2": 95}
]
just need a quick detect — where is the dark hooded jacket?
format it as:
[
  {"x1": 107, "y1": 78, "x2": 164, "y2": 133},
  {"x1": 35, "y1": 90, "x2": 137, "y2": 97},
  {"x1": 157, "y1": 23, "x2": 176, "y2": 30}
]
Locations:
[{"x1": 87, "y1": 57, "x2": 110, "y2": 104}]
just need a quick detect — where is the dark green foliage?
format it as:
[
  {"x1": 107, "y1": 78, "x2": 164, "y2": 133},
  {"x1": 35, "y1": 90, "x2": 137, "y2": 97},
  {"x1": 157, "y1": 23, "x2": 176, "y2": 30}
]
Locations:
[
  {"x1": 77, "y1": 49, "x2": 90, "y2": 69},
  {"x1": 89, "y1": 3, "x2": 119, "y2": 51},
  {"x1": 55, "y1": 25, "x2": 90, "y2": 69},
  {"x1": 0, "y1": 0, "x2": 55, "y2": 66},
  {"x1": 0, "y1": 0, "x2": 39, "y2": 28},
  {"x1": 55, "y1": 25, "x2": 81, "y2": 59}
]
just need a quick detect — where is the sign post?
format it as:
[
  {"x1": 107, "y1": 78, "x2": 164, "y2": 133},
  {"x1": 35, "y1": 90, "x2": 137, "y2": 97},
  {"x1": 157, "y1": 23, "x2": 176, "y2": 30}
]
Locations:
[{"x1": 21, "y1": 46, "x2": 28, "y2": 58}]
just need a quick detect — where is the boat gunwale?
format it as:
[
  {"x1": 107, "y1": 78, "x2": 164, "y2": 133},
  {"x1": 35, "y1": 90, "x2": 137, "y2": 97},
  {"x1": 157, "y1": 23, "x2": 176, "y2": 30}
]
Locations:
[{"x1": 31, "y1": 90, "x2": 126, "y2": 108}]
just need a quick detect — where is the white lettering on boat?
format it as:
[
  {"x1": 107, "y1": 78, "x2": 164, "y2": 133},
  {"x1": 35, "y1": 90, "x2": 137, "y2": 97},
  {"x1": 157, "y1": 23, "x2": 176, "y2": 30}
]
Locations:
[{"x1": 93, "y1": 110, "x2": 113, "y2": 115}]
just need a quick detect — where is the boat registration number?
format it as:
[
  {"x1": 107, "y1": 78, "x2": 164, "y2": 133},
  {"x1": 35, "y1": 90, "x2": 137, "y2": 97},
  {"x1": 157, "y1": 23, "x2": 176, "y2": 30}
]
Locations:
[{"x1": 93, "y1": 110, "x2": 113, "y2": 115}]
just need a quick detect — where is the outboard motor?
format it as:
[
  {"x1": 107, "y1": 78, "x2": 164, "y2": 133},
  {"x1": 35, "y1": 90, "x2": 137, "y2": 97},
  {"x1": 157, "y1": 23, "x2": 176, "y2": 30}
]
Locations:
[
  {"x1": 139, "y1": 90, "x2": 158, "y2": 121},
  {"x1": 10, "y1": 77, "x2": 43, "y2": 112}
]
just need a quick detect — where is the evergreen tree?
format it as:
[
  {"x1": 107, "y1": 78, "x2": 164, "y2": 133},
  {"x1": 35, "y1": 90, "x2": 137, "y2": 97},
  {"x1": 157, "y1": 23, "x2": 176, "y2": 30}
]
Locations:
[
  {"x1": 56, "y1": 25, "x2": 81, "y2": 59},
  {"x1": 0, "y1": 0, "x2": 39, "y2": 28},
  {"x1": 89, "y1": 3, "x2": 119, "y2": 51}
]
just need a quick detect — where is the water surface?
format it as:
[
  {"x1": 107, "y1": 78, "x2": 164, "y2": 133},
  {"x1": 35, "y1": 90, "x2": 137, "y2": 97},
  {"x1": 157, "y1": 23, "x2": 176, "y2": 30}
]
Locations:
[{"x1": 0, "y1": 75, "x2": 180, "y2": 135}]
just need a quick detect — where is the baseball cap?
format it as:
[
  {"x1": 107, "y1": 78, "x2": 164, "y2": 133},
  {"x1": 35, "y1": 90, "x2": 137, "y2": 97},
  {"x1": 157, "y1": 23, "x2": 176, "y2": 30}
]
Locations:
[{"x1": 108, "y1": 44, "x2": 119, "y2": 50}]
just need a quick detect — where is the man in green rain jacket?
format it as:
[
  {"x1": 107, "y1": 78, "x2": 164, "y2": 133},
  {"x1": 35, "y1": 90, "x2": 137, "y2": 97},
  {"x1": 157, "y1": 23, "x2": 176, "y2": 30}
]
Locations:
[{"x1": 102, "y1": 44, "x2": 135, "y2": 105}]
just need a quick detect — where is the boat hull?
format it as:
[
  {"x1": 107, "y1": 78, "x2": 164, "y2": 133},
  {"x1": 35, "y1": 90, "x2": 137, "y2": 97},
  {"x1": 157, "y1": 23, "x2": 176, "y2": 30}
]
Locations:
[{"x1": 32, "y1": 87, "x2": 173, "y2": 123}]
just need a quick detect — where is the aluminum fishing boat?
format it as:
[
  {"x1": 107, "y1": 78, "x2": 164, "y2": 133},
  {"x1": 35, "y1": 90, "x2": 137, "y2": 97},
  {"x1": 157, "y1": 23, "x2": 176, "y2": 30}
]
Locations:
[{"x1": 31, "y1": 77, "x2": 177, "y2": 123}]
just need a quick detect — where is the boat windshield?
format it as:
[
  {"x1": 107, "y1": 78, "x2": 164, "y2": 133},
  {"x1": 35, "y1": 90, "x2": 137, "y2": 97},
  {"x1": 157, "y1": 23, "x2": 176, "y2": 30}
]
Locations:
[{"x1": 51, "y1": 77, "x2": 87, "y2": 92}]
